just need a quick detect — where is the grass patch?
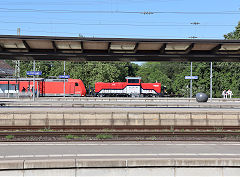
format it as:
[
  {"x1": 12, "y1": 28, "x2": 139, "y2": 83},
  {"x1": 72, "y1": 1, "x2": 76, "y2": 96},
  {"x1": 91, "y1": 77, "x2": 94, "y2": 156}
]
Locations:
[
  {"x1": 214, "y1": 128, "x2": 223, "y2": 132},
  {"x1": 170, "y1": 126, "x2": 175, "y2": 132},
  {"x1": 161, "y1": 129, "x2": 170, "y2": 132},
  {"x1": 136, "y1": 137, "x2": 143, "y2": 140},
  {"x1": 96, "y1": 134, "x2": 113, "y2": 139},
  {"x1": 5, "y1": 135, "x2": 14, "y2": 139},
  {"x1": 39, "y1": 128, "x2": 54, "y2": 132},
  {"x1": 102, "y1": 128, "x2": 112, "y2": 132},
  {"x1": 150, "y1": 136, "x2": 157, "y2": 140},
  {"x1": 180, "y1": 129, "x2": 185, "y2": 132},
  {"x1": 80, "y1": 135, "x2": 88, "y2": 140},
  {"x1": 65, "y1": 134, "x2": 79, "y2": 139}
]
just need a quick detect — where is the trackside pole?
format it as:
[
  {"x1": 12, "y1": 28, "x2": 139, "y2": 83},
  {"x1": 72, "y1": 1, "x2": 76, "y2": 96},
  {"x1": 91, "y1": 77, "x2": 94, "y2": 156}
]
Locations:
[
  {"x1": 190, "y1": 62, "x2": 192, "y2": 98},
  {"x1": 37, "y1": 81, "x2": 39, "y2": 98},
  {"x1": 64, "y1": 61, "x2": 66, "y2": 97},
  {"x1": 7, "y1": 81, "x2": 9, "y2": 98},
  {"x1": 33, "y1": 60, "x2": 35, "y2": 101},
  {"x1": 210, "y1": 62, "x2": 213, "y2": 102}
]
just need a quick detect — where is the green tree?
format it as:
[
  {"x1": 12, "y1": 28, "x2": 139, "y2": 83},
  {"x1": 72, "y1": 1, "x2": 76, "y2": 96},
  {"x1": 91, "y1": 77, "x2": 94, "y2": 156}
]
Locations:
[
  {"x1": 219, "y1": 21, "x2": 240, "y2": 97},
  {"x1": 224, "y1": 21, "x2": 240, "y2": 40},
  {"x1": 136, "y1": 62, "x2": 171, "y2": 89}
]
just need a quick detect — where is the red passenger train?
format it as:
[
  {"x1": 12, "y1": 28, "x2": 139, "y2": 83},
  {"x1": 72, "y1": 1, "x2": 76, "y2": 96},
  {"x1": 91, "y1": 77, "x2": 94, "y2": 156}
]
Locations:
[
  {"x1": 95, "y1": 77, "x2": 163, "y2": 97},
  {"x1": 0, "y1": 78, "x2": 86, "y2": 97}
]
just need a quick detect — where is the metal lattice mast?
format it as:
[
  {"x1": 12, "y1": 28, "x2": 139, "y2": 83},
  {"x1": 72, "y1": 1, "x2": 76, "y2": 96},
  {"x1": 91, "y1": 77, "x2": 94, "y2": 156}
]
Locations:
[{"x1": 16, "y1": 28, "x2": 21, "y2": 78}]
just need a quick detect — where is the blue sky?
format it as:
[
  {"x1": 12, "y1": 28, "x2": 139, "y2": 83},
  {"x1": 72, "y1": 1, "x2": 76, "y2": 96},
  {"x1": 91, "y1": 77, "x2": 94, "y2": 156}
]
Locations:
[{"x1": 0, "y1": 0, "x2": 240, "y2": 39}]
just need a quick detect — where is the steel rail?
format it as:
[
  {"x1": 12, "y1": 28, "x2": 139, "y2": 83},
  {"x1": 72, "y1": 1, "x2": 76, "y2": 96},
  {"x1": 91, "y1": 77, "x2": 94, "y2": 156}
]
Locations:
[
  {"x1": 1, "y1": 131, "x2": 240, "y2": 136},
  {"x1": 0, "y1": 125, "x2": 239, "y2": 131}
]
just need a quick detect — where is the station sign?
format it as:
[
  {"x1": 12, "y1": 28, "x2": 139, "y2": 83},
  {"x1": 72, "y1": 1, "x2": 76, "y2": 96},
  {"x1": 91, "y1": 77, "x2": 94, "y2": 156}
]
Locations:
[
  {"x1": 59, "y1": 75, "x2": 70, "y2": 79},
  {"x1": 185, "y1": 76, "x2": 198, "y2": 79},
  {"x1": 26, "y1": 71, "x2": 42, "y2": 76}
]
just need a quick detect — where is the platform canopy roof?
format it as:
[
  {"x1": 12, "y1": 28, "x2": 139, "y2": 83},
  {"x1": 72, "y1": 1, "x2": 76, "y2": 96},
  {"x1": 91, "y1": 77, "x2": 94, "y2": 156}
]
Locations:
[{"x1": 0, "y1": 35, "x2": 240, "y2": 62}]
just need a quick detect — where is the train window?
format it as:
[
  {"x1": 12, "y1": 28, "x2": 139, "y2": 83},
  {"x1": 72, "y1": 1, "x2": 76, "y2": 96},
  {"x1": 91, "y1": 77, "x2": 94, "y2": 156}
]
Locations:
[
  {"x1": 128, "y1": 79, "x2": 139, "y2": 83},
  {"x1": 75, "y1": 83, "x2": 79, "y2": 86}
]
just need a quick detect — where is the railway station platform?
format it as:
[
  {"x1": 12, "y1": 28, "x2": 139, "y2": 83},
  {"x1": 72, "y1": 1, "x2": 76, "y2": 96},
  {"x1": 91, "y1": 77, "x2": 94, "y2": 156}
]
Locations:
[{"x1": 1, "y1": 141, "x2": 240, "y2": 176}]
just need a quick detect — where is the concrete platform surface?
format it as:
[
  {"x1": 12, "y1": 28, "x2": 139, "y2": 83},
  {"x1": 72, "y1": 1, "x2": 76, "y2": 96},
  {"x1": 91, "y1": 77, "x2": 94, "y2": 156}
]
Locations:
[
  {"x1": 0, "y1": 141, "x2": 240, "y2": 161},
  {"x1": 2, "y1": 158, "x2": 240, "y2": 170},
  {"x1": 1, "y1": 106, "x2": 240, "y2": 126},
  {"x1": 1, "y1": 97, "x2": 240, "y2": 102},
  {"x1": 1, "y1": 142, "x2": 240, "y2": 176},
  {"x1": 2, "y1": 100, "x2": 240, "y2": 109},
  {"x1": 1, "y1": 106, "x2": 240, "y2": 113}
]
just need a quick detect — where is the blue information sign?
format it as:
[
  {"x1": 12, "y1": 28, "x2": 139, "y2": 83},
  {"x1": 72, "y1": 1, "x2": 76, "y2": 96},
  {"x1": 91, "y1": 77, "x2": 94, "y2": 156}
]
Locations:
[
  {"x1": 59, "y1": 75, "x2": 70, "y2": 79},
  {"x1": 185, "y1": 76, "x2": 198, "y2": 79},
  {"x1": 26, "y1": 71, "x2": 42, "y2": 76}
]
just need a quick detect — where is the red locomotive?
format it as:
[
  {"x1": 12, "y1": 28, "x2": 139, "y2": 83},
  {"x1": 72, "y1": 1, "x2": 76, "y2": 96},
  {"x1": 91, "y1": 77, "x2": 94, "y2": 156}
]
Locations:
[
  {"x1": 38, "y1": 78, "x2": 86, "y2": 96},
  {"x1": 95, "y1": 77, "x2": 163, "y2": 97},
  {"x1": 0, "y1": 78, "x2": 86, "y2": 97}
]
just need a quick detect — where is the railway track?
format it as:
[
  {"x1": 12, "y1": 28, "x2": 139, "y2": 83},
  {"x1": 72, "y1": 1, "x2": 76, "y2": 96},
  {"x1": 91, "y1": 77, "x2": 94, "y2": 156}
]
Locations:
[
  {"x1": 1, "y1": 131, "x2": 240, "y2": 136},
  {"x1": 0, "y1": 125, "x2": 240, "y2": 141},
  {"x1": 0, "y1": 125, "x2": 239, "y2": 131}
]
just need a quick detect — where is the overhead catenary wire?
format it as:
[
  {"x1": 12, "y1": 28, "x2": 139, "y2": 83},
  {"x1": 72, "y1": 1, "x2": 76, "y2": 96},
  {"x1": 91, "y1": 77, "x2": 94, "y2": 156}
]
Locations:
[
  {"x1": 0, "y1": 8, "x2": 240, "y2": 15},
  {"x1": 0, "y1": 0, "x2": 156, "y2": 6},
  {"x1": 0, "y1": 21, "x2": 235, "y2": 27},
  {"x1": 0, "y1": 14, "x2": 232, "y2": 25},
  {"x1": 0, "y1": 28, "x2": 221, "y2": 39},
  {"x1": 0, "y1": 20, "x2": 235, "y2": 27},
  {"x1": 0, "y1": 0, "x2": 179, "y2": 5}
]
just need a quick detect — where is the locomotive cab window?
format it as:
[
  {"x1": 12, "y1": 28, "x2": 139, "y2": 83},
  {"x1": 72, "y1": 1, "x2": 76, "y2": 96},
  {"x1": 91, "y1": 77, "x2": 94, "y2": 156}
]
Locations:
[
  {"x1": 128, "y1": 79, "x2": 140, "y2": 83},
  {"x1": 75, "y1": 83, "x2": 79, "y2": 86}
]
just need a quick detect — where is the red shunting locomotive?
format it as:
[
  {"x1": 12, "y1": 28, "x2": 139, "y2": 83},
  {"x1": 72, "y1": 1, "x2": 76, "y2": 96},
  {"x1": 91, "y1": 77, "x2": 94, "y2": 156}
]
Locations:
[{"x1": 95, "y1": 77, "x2": 163, "y2": 97}]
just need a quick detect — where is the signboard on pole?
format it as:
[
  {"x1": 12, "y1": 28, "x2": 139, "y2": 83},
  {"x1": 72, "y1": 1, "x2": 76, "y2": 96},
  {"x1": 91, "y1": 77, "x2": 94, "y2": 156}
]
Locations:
[
  {"x1": 59, "y1": 75, "x2": 70, "y2": 79},
  {"x1": 26, "y1": 71, "x2": 42, "y2": 76},
  {"x1": 185, "y1": 76, "x2": 198, "y2": 79}
]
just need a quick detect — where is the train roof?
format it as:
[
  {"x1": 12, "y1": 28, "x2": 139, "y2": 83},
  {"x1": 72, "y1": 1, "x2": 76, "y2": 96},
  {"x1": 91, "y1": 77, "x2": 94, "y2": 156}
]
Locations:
[
  {"x1": 125, "y1": 77, "x2": 141, "y2": 80},
  {"x1": 45, "y1": 79, "x2": 69, "y2": 82},
  {"x1": 0, "y1": 78, "x2": 44, "y2": 81}
]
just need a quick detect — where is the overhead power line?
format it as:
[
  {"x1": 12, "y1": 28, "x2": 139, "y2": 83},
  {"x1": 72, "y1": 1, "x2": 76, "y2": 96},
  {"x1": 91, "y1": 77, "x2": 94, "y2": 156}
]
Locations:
[
  {"x1": 0, "y1": 28, "x2": 221, "y2": 39},
  {"x1": 0, "y1": 20, "x2": 235, "y2": 27},
  {"x1": 0, "y1": 8, "x2": 240, "y2": 15}
]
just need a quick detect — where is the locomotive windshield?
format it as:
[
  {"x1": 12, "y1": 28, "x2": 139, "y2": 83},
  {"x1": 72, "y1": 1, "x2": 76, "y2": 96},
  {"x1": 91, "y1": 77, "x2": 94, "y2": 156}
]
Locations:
[{"x1": 128, "y1": 79, "x2": 140, "y2": 83}]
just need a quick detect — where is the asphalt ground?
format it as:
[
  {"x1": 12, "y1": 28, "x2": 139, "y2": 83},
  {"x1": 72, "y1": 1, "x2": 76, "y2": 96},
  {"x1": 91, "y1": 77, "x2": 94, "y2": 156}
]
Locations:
[{"x1": 0, "y1": 141, "x2": 240, "y2": 160}]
